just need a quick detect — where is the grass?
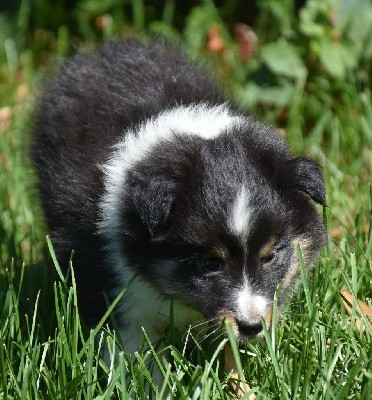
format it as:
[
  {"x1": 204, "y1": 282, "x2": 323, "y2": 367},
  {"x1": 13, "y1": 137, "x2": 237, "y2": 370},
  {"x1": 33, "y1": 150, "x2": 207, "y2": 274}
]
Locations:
[{"x1": 0, "y1": 1, "x2": 371, "y2": 399}]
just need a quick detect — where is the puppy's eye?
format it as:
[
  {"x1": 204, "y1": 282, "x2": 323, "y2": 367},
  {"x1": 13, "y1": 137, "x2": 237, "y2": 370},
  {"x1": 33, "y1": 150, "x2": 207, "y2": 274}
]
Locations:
[
  {"x1": 261, "y1": 251, "x2": 276, "y2": 265},
  {"x1": 200, "y1": 257, "x2": 224, "y2": 273},
  {"x1": 260, "y1": 244, "x2": 286, "y2": 265}
]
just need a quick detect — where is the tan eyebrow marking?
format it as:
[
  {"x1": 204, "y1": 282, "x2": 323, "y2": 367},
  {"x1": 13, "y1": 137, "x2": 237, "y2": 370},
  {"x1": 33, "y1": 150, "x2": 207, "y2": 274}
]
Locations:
[
  {"x1": 258, "y1": 237, "x2": 277, "y2": 259},
  {"x1": 213, "y1": 247, "x2": 229, "y2": 261}
]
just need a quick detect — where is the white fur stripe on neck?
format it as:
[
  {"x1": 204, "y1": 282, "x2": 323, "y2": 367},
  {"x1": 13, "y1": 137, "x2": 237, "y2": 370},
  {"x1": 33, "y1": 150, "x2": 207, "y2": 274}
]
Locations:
[{"x1": 102, "y1": 103, "x2": 241, "y2": 187}]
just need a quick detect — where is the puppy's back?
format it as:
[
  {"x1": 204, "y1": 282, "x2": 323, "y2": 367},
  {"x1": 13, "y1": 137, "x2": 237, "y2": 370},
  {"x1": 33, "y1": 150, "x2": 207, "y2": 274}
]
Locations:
[
  {"x1": 32, "y1": 40, "x2": 225, "y2": 224},
  {"x1": 31, "y1": 40, "x2": 225, "y2": 325},
  {"x1": 34, "y1": 40, "x2": 224, "y2": 152}
]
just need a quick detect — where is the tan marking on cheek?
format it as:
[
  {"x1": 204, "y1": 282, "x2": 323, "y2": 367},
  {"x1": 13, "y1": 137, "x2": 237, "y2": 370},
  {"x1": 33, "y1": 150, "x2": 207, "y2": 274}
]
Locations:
[
  {"x1": 219, "y1": 311, "x2": 238, "y2": 334},
  {"x1": 293, "y1": 236, "x2": 313, "y2": 263},
  {"x1": 258, "y1": 237, "x2": 277, "y2": 260},
  {"x1": 281, "y1": 262, "x2": 300, "y2": 291}
]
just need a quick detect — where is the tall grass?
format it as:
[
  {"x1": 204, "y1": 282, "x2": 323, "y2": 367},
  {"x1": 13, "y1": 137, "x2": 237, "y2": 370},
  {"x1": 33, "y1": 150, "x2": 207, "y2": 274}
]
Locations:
[{"x1": 0, "y1": 0, "x2": 371, "y2": 398}]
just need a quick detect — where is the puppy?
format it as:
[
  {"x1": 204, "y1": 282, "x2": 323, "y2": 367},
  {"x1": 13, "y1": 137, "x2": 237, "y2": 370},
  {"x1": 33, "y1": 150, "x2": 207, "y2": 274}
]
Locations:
[{"x1": 31, "y1": 39, "x2": 326, "y2": 356}]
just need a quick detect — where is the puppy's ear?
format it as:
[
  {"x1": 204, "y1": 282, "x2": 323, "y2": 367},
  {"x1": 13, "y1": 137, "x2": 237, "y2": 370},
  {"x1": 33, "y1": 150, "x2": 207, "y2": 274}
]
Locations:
[
  {"x1": 289, "y1": 157, "x2": 326, "y2": 205},
  {"x1": 127, "y1": 166, "x2": 178, "y2": 237}
]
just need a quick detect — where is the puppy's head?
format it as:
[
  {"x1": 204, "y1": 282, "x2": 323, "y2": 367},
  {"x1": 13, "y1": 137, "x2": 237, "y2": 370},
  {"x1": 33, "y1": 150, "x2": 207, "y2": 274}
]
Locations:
[{"x1": 116, "y1": 118, "x2": 326, "y2": 338}]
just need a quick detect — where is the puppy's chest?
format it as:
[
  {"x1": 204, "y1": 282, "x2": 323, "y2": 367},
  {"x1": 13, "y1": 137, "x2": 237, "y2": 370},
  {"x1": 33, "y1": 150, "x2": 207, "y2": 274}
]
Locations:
[{"x1": 116, "y1": 277, "x2": 203, "y2": 351}]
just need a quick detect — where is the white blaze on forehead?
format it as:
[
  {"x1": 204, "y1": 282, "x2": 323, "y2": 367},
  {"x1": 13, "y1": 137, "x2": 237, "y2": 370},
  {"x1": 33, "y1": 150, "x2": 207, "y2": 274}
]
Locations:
[
  {"x1": 229, "y1": 186, "x2": 251, "y2": 241},
  {"x1": 236, "y1": 280, "x2": 268, "y2": 324}
]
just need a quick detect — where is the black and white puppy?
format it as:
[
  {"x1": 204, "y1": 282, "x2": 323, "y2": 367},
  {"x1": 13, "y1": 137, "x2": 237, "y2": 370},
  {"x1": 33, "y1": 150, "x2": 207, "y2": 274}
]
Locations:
[{"x1": 32, "y1": 39, "x2": 326, "y2": 354}]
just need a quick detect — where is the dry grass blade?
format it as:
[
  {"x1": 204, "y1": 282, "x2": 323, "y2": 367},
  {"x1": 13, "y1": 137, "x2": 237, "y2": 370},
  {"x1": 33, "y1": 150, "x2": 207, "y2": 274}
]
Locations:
[{"x1": 341, "y1": 289, "x2": 372, "y2": 331}]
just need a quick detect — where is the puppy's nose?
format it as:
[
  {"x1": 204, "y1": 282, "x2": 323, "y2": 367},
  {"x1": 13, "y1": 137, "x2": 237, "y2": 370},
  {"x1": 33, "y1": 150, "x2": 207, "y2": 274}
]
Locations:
[{"x1": 236, "y1": 320, "x2": 262, "y2": 337}]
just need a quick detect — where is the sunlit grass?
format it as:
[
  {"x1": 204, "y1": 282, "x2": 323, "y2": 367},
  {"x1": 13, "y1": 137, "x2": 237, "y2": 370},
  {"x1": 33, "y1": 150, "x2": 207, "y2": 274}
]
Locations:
[{"x1": 0, "y1": 0, "x2": 371, "y2": 398}]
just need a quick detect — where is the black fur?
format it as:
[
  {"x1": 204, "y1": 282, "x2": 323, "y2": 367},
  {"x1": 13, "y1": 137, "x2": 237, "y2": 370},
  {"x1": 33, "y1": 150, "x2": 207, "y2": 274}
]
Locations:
[{"x1": 32, "y1": 39, "x2": 326, "y2": 340}]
